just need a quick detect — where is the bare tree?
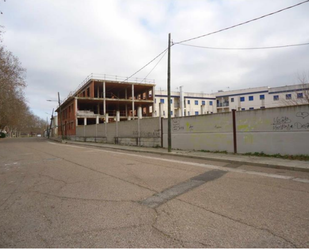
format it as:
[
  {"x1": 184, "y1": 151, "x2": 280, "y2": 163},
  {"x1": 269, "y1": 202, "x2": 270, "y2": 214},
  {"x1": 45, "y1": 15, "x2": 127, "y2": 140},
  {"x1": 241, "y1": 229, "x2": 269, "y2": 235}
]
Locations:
[
  {"x1": 297, "y1": 72, "x2": 309, "y2": 103},
  {"x1": 281, "y1": 72, "x2": 309, "y2": 106},
  {"x1": 0, "y1": 27, "x2": 47, "y2": 136}
]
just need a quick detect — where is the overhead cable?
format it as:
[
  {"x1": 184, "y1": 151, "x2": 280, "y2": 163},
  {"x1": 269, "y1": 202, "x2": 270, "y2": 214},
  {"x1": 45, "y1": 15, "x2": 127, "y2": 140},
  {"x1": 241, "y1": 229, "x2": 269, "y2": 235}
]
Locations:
[
  {"x1": 178, "y1": 42, "x2": 309, "y2": 50},
  {"x1": 121, "y1": 47, "x2": 168, "y2": 83},
  {"x1": 140, "y1": 49, "x2": 168, "y2": 83},
  {"x1": 175, "y1": 0, "x2": 309, "y2": 45}
]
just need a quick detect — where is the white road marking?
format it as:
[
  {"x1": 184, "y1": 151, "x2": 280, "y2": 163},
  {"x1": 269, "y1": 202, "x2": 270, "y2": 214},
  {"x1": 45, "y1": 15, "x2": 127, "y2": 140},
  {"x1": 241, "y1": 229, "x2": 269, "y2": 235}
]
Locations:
[
  {"x1": 49, "y1": 143, "x2": 309, "y2": 184},
  {"x1": 48, "y1": 142, "x2": 83, "y2": 149},
  {"x1": 4, "y1": 162, "x2": 19, "y2": 166}
]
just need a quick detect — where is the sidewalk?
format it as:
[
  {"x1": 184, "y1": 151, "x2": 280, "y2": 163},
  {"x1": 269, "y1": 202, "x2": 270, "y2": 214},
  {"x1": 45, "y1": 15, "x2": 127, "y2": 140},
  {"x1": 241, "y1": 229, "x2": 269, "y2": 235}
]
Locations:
[{"x1": 49, "y1": 137, "x2": 309, "y2": 173}]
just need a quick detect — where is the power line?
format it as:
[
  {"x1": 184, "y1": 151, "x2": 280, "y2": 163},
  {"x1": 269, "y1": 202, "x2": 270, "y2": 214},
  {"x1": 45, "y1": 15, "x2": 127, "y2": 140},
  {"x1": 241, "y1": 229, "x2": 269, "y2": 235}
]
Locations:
[
  {"x1": 175, "y1": 0, "x2": 309, "y2": 45},
  {"x1": 121, "y1": 47, "x2": 168, "y2": 83},
  {"x1": 139, "y1": 49, "x2": 168, "y2": 83},
  {"x1": 177, "y1": 42, "x2": 309, "y2": 50}
]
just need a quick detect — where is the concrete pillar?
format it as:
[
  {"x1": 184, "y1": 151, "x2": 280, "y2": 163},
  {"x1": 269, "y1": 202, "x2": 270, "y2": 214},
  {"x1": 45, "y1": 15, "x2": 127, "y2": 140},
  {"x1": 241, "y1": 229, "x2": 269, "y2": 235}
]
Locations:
[
  {"x1": 103, "y1": 82, "x2": 106, "y2": 115},
  {"x1": 152, "y1": 86, "x2": 156, "y2": 117},
  {"x1": 84, "y1": 118, "x2": 87, "y2": 126},
  {"x1": 180, "y1": 86, "x2": 184, "y2": 117},
  {"x1": 159, "y1": 103, "x2": 162, "y2": 118},
  {"x1": 75, "y1": 97, "x2": 78, "y2": 113},
  {"x1": 96, "y1": 116, "x2": 99, "y2": 124},
  {"x1": 74, "y1": 98, "x2": 78, "y2": 129},
  {"x1": 105, "y1": 113, "x2": 109, "y2": 123},
  {"x1": 138, "y1": 106, "x2": 142, "y2": 119},
  {"x1": 116, "y1": 111, "x2": 120, "y2": 122},
  {"x1": 76, "y1": 118, "x2": 78, "y2": 127},
  {"x1": 132, "y1": 84, "x2": 135, "y2": 120}
]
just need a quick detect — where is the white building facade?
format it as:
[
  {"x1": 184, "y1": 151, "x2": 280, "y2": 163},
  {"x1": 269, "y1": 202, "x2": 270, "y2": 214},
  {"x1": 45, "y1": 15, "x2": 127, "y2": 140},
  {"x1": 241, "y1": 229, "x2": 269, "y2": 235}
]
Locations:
[
  {"x1": 215, "y1": 83, "x2": 309, "y2": 113},
  {"x1": 154, "y1": 89, "x2": 216, "y2": 118},
  {"x1": 154, "y1": 83, "x2": 309, "y2": 117}
]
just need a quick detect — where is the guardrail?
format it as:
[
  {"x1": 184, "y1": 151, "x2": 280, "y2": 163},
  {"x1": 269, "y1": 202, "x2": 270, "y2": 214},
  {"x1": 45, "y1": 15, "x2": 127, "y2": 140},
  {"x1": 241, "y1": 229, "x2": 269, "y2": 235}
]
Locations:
[
  {"x1": 60, "y1": 73, "x2": 155, "y2": 105},
  {"x1": 217, "y1": 102, "x2": 230, "y2": 107}
]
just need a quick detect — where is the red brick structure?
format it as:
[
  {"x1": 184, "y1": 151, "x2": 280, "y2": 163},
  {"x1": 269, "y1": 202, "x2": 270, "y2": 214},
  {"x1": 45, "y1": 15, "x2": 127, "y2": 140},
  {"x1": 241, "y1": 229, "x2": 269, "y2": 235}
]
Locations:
[{"x1": 56, "y1": 74, "x2": 155, "y2": 137}]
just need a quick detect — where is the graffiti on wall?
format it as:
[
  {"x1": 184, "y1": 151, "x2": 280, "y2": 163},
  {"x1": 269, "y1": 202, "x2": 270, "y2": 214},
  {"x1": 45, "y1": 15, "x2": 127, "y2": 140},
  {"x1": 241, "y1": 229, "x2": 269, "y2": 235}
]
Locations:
[
  {"x1": 172, "y1": 119, "x2": 185, "y2": 131},
  {"x1": 133, "y1": 129, "x2": 160, "y2": 137},
  {"x1": 273, "y1": 112, "x2": 309, "y2": 131}
]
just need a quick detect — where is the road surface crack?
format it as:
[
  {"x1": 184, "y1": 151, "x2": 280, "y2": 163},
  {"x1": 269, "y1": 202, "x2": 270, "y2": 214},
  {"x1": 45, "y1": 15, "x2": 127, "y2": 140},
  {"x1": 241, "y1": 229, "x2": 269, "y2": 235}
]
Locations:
[
  {"x1": 32, "y1": 191, "x2": 136, "y2": 204},
  {"x1": 30, "y1": 147, "x2": 158, "y2": 194},
  {"x1": 151, "y1": 207, "x2": 212, "y2": 248},
  {"x1": 177, "y1": 198, "x2": 297, "y2": 247}
]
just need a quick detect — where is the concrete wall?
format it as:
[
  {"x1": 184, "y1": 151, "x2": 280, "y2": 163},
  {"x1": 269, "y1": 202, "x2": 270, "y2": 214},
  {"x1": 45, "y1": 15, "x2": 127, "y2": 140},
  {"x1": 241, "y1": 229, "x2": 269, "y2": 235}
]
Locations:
[
  {"x1": 163, "y1": 105, "x2": 309, "y2": 155},
  {"x1": 163, "y1": 113, "x2": 234, "y2": 152},
  {"x1": 236, "y1": 105, "x2": 309, "y2": 155},
  {"x1": 75, "y1": 117, "x2": 161, "y2": 147}
]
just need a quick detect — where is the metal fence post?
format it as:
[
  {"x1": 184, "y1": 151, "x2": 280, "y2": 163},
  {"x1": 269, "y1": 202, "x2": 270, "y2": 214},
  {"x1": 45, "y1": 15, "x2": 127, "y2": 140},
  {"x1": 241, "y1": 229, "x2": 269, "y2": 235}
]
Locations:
[{"x1": 232, "y1": 109, "x2": 237, "y2": 154}]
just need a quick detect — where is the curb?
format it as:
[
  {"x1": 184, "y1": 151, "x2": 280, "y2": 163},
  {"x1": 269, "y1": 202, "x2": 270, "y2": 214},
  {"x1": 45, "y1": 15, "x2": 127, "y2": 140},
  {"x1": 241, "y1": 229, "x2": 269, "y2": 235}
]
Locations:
[{"x1": 48, "y1": 138, "x2": 309, "y2": 173}]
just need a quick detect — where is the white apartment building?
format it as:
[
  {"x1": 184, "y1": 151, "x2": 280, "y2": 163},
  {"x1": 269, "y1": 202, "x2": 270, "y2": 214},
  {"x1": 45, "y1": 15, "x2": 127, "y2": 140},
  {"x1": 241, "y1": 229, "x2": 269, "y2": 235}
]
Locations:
[
  {"x1": 215, "y1": 83, "x2": 309, "y2": 112},
  {"x1": 154, "y1": 87, "x2": 216, "y2": 118},
  {"x1": 154, "y1": 83, "x2": 309, "y2": 117}
]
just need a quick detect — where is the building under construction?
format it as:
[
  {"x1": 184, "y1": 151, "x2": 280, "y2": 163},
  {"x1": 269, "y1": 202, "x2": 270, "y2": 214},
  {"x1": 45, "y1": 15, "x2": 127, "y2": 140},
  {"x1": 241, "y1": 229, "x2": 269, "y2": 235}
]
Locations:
[{"x1": 56, "y1": 74, "x2": 156, "y2": 136}]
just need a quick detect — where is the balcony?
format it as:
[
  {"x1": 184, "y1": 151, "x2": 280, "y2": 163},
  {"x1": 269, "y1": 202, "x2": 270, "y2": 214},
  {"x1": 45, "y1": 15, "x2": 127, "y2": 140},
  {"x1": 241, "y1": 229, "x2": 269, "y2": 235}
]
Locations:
[{"x1": 217, "y1": 102, "x2": 229, "y2": 107}]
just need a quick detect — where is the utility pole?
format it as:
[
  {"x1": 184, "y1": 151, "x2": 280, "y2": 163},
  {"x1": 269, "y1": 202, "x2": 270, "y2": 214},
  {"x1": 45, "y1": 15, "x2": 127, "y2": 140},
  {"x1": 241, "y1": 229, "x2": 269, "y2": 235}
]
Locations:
[
  {"x1": 58, "y1": 92, "x2": 64, "y2": 140},
  {"x1": 48, "y1": 108, "x2": 54, "y2": 139},
  {"x1": 167, "y1": 33, "x2": 172, "y2": 152}
]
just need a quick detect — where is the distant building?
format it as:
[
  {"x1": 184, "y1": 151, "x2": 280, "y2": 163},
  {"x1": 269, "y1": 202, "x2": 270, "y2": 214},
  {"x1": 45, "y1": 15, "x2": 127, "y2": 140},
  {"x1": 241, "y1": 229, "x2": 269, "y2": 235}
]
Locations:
[
  {"x1": 154, "y1": 87, "x2": 216, "y2": 118},
  {"x1": 214, "y1": 83, "x2": 309, "y2": 112},
  {"x1": 155, "y1": 83, "x2": 309, "y2": 115},
  {"x1": 56, "y1": 73, "x2": 309, "y2": 137},
  {"x1": 56, "y1": 74, "x2": 155, "y2": 137}
]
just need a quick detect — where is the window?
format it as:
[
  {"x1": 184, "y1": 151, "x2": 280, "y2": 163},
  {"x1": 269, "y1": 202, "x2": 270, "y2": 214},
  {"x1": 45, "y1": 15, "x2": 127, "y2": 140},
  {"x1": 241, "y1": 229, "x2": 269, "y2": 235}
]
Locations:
[
  {"x1": 241, "y1": 108, "x2": 245, "y2": 111},
  {"x1": 171, "y1": 111, "x2": 173, "y2": 115},
  {"x1": 163, "y1": 111, "x2": 165, "y2": 116},
  {"x1": 249, "y1": 96, "x2": 254, "y2": 101},
  {"x1": 260, "y1": 106, "x2": 265, "y2": 109},
  {"x1": 187, "y1": 100, "x2": 190, "y2": 104},
  {"x1": 231, "y1": 98, "x2": 234, "y2": 102},
  {"x1": 202, "y1": 101, "x2": 205, "y2": 105},
  {"x1": 273, "y1": 95, "x2": 279, "y2": 101},
  {"x1": 170, "y1": 99, "x2": 173, "y2": 104},
  {"x1": 249, "y1": 107, "x2": 254, "y2": 110},
  {"x1": 260, "y1": 95, "x2": 265, "y2": 100},
  {"x1": 188, "y1": 111, "x2": 190, "y2": 116},
  {"x1": 209, "y1": 101, "x2": 213, "y2": 106},
  {"x1": 240, "y1": 97, "x2": 245, "y2": 102},
  {"x1": 160, "y1": 99, "x2": 164, "y2": 103},
  {"x1": 195, "y1": 100, "x2": 198, "y2": 105},
  {"x1": 286, "y1": 94, "x2": 292, "y2": 100},
  {"x1": 297, "y1": 93, "x2": 303, "y2": 99},
  {"x1": 195, "y1": 111, "x2": 199, "y2": 115},
  {"x1": 155, "y1": 98, "x2": 157, "y2": 103}
]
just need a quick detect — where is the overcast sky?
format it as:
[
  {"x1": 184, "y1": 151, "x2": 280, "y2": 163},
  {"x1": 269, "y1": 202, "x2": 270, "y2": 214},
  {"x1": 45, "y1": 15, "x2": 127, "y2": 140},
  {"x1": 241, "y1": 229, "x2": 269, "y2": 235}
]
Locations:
[{"x1": 1, "y1": 0, "x2": 309, "y2": 119}]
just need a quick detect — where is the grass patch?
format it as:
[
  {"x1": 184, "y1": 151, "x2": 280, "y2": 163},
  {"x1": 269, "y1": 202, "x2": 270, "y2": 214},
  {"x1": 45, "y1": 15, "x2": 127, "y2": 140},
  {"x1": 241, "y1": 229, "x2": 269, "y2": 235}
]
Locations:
[
  {"x1": 199, "y1": 150, "x2": 309, "y2": 161},
  {"x1": 199, "y1": 150, "x2": 228, "y2": 154},
  {"x1": 244, "y1": 152, "x2": 309, "y2": 161}
]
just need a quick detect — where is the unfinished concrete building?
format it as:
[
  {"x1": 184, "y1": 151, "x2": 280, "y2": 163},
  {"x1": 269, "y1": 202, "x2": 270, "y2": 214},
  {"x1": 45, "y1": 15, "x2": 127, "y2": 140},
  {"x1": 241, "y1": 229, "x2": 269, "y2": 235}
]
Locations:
[{"x1": 56, "y1": 74, "x2": 156, "y2": 137}]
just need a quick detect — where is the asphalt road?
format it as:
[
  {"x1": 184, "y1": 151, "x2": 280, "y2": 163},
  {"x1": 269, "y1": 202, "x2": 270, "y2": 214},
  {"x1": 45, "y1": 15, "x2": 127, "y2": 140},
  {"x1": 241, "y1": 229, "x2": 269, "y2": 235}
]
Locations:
[{"x1": 1, "y1": 137, "x2": 309, "y2": 247}]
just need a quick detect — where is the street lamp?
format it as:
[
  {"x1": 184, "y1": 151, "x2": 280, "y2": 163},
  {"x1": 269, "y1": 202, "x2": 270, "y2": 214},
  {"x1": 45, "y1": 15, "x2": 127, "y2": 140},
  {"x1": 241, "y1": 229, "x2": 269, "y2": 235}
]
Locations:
[
  {"x1": 47, "y1": 92, "x2": 63, "y2": 140},
  {"x1": 44, "y1": 110, "x2": 54, "y2": 139}
]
